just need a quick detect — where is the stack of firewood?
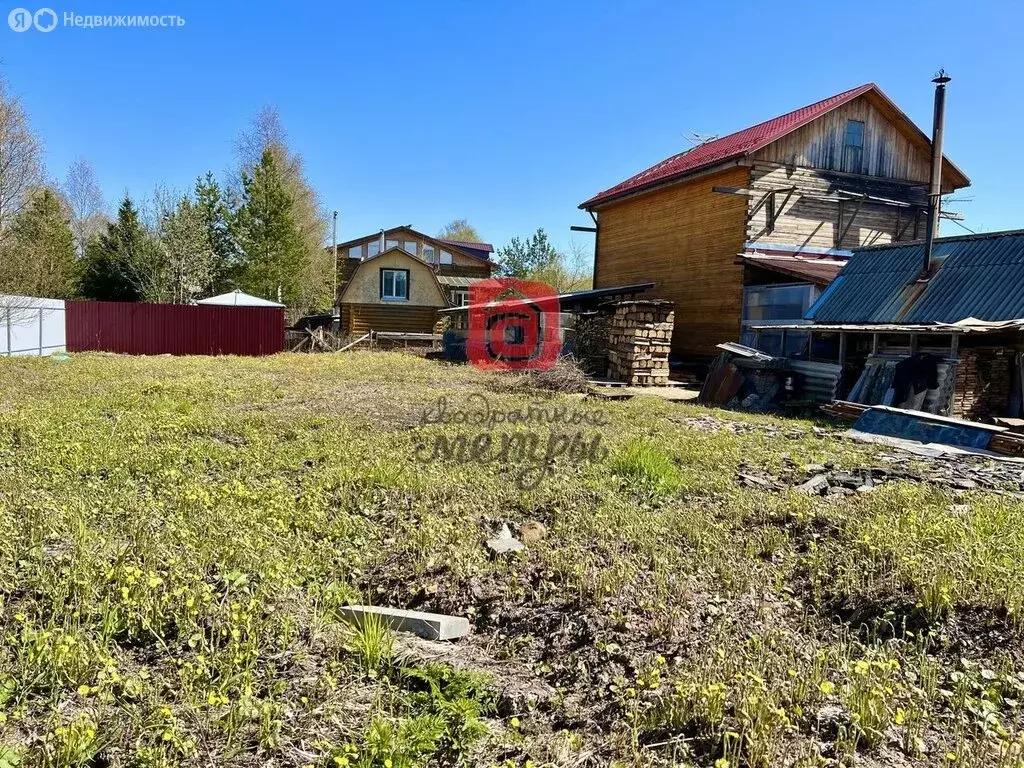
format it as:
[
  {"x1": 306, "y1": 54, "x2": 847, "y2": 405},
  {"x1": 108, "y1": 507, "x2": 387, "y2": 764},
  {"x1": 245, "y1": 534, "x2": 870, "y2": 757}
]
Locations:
[{"x1": 606, "y1": 301, "x2": 674, "y2": 386}]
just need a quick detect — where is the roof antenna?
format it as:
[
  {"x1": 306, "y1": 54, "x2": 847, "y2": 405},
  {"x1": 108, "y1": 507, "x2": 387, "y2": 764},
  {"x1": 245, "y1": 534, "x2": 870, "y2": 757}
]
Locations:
[
  {"x1": 682, "y1": 132, "x2": 718, "y2": 148},
  {"x1": 922, "y1": 69, "x2": 950, "y2": 277}
]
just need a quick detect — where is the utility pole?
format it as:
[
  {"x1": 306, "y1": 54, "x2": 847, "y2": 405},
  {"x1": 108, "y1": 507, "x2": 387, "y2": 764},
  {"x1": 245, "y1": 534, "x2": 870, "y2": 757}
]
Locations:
[
  {"x1": 923, "y1": 70, "x2": 950, "y2": 274},
  {"x1": 332, "y1": 210, "x2": 338, "y2": 315}
]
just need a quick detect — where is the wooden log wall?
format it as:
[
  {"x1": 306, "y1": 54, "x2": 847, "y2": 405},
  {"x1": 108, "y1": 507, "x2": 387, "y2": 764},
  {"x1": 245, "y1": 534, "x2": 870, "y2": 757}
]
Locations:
[{"x1": 343, "y1": 304, "x2": 439, "y2": 335}]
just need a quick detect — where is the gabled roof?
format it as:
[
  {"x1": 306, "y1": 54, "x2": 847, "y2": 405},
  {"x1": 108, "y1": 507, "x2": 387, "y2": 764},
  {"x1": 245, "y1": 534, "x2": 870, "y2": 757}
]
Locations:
[
  {"x1": 338, "y1": 246, "x2": 449, "y2": 305},
  {"x1": 807, "y1": 230, "x2": 1024, "y2": 325},
  {"x1": 580, "y1": 83, "x2": 970, "y2": 210},
  {"x1": 196, "y1": 289, "x2": 285, "y2": 307},
  {"x1": 330, "y1": 226, "x2": 494, "y2": 263}
]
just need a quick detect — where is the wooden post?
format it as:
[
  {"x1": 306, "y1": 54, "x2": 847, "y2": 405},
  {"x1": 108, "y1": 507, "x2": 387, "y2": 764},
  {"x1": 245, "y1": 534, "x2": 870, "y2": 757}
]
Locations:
[
  {"x1": 909, "y1": 333, "x2": 919, "y2": 356},
  {"x1": 950, "y1": 332, "x2": 960, "y2": 359},
  {"x1": 871, "y1": 332, "x2": 879, "y2": 355},
  {"x1": 808, "y1": 330, "x2": 815, "y2": 361},
  {"x1": 839, "y1": 332, "x2": 848, "y2": 368}
]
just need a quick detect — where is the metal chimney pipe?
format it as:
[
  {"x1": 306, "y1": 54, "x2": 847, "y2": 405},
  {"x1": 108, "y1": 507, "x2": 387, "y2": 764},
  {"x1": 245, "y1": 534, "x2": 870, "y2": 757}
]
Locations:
[
  {"x1": 332, "y1": 210, "x2": 338, "y2": 312},
  {"x1": 923, "y1": 71, "x2": 950, "y2": 274}
]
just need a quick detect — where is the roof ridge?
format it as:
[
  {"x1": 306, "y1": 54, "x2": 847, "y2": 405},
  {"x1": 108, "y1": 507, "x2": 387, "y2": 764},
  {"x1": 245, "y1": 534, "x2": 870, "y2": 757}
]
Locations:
[{"x1": 580, "y1": 83, "x2": 877, "y2": 209}]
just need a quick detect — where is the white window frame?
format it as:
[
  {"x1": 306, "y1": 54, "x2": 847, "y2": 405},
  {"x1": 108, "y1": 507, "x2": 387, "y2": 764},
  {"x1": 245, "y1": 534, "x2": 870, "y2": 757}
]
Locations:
[
  {"x1": 348, "y1": 245, "x2": 362, "y2": 259},
  {"x1": 454, "y1": 289, "x2": 470, "y2": 306},
  {"x1": 423, "y1": 245, "x2": 436, "y2": 263},
  {"x1": 385, "y1": 239, "x2": 399, "y2": 252},
  {"x1": 381, "y1": 268, "x2": 409, "y2": 301},
  {"x1": 439, "y1": 250, "x2": 453, "y2": 265},
  {"x1": 367, "y1": 240, "x2": 381, "y2": 258},
  {"x1": 404, "y1": 241, "x2": 418, "y2": 257}
]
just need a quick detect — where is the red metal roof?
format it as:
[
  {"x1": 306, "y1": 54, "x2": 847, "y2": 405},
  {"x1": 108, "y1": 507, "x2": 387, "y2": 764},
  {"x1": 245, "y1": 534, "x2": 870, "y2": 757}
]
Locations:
[
  {"x1": 438, "y1": 238, "x2": 494, "y2": 254},
  {"x1": 581, "y1": 84, "x2": 882, "y2": 209},
  {"x1": 739, "y1": 253, "x2": 847, "y2": 286}
]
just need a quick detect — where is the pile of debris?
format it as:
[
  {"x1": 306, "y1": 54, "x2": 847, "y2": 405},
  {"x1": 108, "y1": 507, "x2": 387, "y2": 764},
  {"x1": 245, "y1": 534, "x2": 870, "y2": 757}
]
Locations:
[
  {"x1": 606, "y1": 301, "x2": 673, "y2": 386},
  {"x1": 699, "y1": 343, "x2": 842, "y2": 411},
  {"x1": 737, "y1": 456, "x2": 1024, "y2": 496},
  {"x1": 824, "y1": 401, "x2": 1024, "y2": 459}
]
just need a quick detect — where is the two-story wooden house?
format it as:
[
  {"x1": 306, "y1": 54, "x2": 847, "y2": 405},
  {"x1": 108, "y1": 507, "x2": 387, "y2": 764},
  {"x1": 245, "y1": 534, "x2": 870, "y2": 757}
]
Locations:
[
  {"x1": 579, "y1": 83, "x2": 970, "y2": 360},
  {"x1": 332, "y1": 226, "x2": 495, "y2": 335}
]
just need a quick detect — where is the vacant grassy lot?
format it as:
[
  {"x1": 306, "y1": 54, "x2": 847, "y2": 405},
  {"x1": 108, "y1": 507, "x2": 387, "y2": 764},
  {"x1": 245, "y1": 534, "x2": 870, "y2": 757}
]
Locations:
[{"x1": 1, "y1": 352, "x2": 1024, "y2": 767}]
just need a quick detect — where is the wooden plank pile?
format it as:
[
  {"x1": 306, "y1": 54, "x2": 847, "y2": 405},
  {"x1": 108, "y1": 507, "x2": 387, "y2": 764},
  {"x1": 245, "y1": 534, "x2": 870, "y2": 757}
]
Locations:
[
  {"x1": 988, "y1": 432, "x2": 1024, "y2": 457},
  {"x1": 821, "y1": 400, "x2": 869, "y2": 420},
  {"x1": 606, "y1": 301, "x2": 674, "y2": 386}
]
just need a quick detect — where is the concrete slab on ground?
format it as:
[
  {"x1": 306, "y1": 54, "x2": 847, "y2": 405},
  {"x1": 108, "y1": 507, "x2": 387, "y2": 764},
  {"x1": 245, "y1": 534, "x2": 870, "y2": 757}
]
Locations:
[
  {"x1": 338, "y1": 605, "x2": 471, "y2": 641},
  {"x1": 588, "y1": 381, "x2": 700, "y2": 402}
]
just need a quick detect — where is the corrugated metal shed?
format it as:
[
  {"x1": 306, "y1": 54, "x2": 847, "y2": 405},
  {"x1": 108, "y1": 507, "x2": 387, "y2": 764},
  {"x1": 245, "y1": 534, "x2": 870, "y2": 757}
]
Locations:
[{"x1": 808, "y1": 230, "x2": 1024, "y2": 324}]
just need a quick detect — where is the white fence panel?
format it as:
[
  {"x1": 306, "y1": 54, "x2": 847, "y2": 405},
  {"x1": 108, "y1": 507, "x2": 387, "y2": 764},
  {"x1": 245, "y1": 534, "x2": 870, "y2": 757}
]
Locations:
[{"x1": 1, "y1": 295, "x2": 66, "y2": 356}]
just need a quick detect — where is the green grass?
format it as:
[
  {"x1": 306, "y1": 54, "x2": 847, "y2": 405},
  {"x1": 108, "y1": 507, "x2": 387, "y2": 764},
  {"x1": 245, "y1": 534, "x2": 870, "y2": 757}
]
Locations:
[{"x1": 0, "y1": 351, "x2": 1022, "y2": 766}]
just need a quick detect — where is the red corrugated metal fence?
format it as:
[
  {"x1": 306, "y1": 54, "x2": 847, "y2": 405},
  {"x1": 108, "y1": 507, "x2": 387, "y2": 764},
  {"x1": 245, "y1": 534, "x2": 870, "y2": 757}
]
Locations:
[{"x1": 66, "y1": 301, "x2": 285, "y2": 356}]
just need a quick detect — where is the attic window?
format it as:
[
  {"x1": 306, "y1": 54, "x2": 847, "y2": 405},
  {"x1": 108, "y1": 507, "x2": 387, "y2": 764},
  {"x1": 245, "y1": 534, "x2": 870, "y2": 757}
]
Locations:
[
  {"x1": 843, "y1": 120, "x2": 865, "y2": 173},
  {"x1": 423, "y1": 245, "x2": 436, "y2": 263},
  {"x1": 439, "y1": 250, "x2": 453, "y2": 265},
  {"x1": 380, "y1": 269, "x2": 409, "y2": 301}
]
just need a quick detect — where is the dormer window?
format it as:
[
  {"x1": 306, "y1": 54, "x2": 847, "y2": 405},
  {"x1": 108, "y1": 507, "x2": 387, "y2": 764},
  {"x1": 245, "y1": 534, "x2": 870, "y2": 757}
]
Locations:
[{"x1": 843, "y1": 119, "x2": 865, "y2": 173}]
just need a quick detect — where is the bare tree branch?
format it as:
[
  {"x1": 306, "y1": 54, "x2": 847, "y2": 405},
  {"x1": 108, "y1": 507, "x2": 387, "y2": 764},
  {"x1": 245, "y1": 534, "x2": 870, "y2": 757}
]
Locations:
[{"x1": 0, "y1": 78, "x2": 44, "y2": 237}]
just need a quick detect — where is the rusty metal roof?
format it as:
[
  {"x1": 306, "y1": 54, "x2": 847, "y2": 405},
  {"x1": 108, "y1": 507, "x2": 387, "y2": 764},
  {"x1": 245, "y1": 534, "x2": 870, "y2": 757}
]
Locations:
[
  {"x1": 807, "y1": 230, "x2": 1024, "y2": 324},
  {"x1": 739, "y1": 253, "x2": 846, "y2": 285}
]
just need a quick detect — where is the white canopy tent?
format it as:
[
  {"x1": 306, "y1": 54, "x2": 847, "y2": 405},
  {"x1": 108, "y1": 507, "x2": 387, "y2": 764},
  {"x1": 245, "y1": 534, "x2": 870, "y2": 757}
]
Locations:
[{"x1": 195, "y1": 290, "x2": 284, "y2": 308}]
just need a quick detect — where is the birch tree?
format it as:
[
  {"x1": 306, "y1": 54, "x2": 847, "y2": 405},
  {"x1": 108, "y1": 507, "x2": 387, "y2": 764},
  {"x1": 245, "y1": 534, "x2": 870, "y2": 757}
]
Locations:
[
  {"x1": 154, "y1": 194, "x2": 215, "y2": 304},
  {"x1": 0, "y1": 78, "x2": 44, "y2": 237},
  {"x1": 437, "y1": 219, "x2": 482, "y2": 242},
  {"x1": 62, "y1": 157, "x2": 106, "y2": 254}
]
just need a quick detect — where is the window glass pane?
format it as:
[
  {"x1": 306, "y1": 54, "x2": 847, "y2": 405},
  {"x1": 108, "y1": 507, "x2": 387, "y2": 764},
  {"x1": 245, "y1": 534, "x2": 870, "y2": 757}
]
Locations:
[
  {"x1": 382, "y1": 270, "x2": 394, "y2": 297},
  {"x1": 440, "y1": 250, "x2": 453, "y2": 265},
  {"x1": 385, "y1": 239, "x2": 399, "y2": 251},
  {"x1": 394, "y1": 271, "x2": 408, "y2": 298},
  {"x1": 367, "y1": 241, "x2": 380, "y2": 257},
  {"x1": 423, "y1": 246, "x2": 436, "y2": 263},
  {"x1": 784, "y1": 331, "x2": 810, "y2": 358},
  {"x1": 348, "y1": 246, "x2": 362, "y2": 259},
  {"x1": 404, "y1": 241, "x2": 417, "y2": 256},
  {"x1": 742, "y1": 284, "x2": 816, "y2": 323}
]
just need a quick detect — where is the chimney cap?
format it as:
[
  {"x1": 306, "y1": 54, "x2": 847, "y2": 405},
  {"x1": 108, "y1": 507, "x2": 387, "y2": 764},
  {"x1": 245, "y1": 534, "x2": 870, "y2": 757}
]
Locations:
[{"x1": 932, "y1": 69, "x2": 951, "y2": 84}]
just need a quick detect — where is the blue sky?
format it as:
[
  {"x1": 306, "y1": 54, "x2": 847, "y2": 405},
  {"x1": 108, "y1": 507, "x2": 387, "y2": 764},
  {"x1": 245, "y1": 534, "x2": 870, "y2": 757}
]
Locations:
[{"x1": 2, "y1": 0, "x2": 1022, "y2": 257}]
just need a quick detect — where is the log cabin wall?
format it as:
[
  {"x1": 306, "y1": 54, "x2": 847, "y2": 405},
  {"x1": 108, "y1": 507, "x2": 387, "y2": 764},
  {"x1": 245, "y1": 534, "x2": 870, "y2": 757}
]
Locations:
[
  {"x1": 593, "y1": 166, "x2": 749, "y2": 358},
  {"x1": 745, "y1": 163, "x2": 927, "y2": 250}
]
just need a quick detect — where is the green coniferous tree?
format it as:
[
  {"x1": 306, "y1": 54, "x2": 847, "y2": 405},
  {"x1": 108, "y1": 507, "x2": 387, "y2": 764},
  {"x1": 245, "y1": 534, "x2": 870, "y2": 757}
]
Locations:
[
  {"x1": 77, "y1": 195, "x2": 156, "y2": 301},
  {"x1": 0, "y1": 187, "x2": 78, "y2": 298},
  {"x1": 194, "y1": 172, "x2": 240, "y2": 292},
  {"x1": 233, "y1": 149, "x2": 306, "y2": 305}
]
